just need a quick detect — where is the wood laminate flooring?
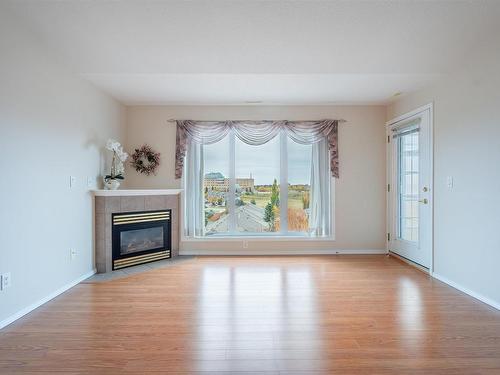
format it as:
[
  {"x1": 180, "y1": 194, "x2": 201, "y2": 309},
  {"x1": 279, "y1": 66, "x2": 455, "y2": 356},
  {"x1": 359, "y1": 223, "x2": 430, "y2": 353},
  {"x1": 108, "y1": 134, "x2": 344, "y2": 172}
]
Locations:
[{"x1": 1, "y1": 255, "x2": 500, "y2": 374}]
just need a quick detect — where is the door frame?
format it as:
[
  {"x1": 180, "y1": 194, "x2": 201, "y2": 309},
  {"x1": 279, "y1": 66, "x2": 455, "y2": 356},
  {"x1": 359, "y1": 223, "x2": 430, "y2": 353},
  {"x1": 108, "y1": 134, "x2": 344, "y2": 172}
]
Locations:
[{"x1": 386, "y1": 103, "x2": 434, "y2": 272}]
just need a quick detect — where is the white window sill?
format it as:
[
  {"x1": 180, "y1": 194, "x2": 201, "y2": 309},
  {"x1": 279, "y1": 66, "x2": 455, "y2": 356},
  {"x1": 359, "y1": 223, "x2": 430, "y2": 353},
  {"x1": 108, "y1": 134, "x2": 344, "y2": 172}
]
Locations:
[{"x1": 182, "y1": 235, "x2": 336, "y2": 242}]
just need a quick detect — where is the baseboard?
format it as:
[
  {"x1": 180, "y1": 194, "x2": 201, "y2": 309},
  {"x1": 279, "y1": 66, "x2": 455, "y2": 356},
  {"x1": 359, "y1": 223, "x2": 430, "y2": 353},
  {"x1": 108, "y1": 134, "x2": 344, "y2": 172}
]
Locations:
[
  {"x1": 179, "y1": 248, "x2": 387, "y2": 256},
  {"x1": 388, "y1": 251, "x2": 429, "y2": 274},
  {"x1": 431, "y1": 272, "x2": 500, "y2": 311},
  {"x1": 0, "y1": 268, "x2": 96, "y2": 330}
]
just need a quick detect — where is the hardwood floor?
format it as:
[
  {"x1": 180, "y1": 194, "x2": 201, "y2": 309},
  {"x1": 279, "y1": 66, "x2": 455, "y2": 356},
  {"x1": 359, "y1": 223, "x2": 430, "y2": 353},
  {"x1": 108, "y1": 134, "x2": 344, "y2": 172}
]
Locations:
[{"x1": 1, "y1": 255, "x2": 500, "y2": 374}]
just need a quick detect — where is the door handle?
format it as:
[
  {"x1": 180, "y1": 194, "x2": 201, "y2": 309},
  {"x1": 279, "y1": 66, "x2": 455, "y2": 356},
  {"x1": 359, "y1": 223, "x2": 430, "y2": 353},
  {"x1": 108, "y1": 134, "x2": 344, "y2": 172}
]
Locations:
[{"x1": 419, "y1": 198, "x2": 428, "y2": 204}]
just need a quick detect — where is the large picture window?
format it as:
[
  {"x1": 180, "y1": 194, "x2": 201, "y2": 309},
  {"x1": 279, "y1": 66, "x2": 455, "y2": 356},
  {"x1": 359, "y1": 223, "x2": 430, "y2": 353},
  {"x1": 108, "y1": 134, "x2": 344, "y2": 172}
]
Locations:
[
  {"x1": 196, "y1": 130, "x2": 331, "y2": 237},
  {"x1": 178, "y1": 119, "x2": 338, "y2": 238}
]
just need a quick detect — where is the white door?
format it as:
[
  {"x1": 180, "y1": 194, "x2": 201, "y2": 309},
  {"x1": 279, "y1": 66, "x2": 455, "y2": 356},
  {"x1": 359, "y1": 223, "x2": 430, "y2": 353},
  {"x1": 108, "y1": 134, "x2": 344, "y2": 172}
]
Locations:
[{"x1": 387, "y1": 105, "x2": 433, "y2": 269}]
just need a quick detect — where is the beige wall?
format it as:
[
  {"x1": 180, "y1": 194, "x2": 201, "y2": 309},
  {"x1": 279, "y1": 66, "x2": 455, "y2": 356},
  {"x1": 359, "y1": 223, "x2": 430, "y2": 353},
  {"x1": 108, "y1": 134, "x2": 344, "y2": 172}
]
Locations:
[
  {"x1": 0, "y1": 9, "x2": 125, "y2": 325},
  {"x1": 387, "y1": 43, "x2": 500, "y2": 307},
  {"x1": 125, "y1": 105, "x2": 387, "y2": 252}
]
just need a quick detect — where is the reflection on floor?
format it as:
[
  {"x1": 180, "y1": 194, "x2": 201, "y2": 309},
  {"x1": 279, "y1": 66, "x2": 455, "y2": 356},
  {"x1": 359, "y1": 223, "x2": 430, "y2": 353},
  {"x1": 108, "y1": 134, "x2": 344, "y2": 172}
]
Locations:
[{"x1": 1, "y1": 255, "x2": 500, "y2": 374}]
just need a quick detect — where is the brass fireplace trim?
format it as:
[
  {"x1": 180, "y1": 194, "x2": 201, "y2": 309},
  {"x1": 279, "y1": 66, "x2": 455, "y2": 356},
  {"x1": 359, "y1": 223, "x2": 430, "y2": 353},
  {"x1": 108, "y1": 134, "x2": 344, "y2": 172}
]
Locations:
[
  {"x1": 113, "y1": 211, "x2": 170, "y2": 225},
  {"x1": 113, "y1": 250, "x2": 170, "y2": 269}
]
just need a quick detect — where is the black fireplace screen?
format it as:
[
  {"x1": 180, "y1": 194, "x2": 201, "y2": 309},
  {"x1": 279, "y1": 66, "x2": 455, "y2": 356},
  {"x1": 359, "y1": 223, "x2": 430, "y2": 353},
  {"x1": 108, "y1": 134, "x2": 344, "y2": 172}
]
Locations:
[{"x1": 120, "y1": 226, "x2": 164, "y2": 255}]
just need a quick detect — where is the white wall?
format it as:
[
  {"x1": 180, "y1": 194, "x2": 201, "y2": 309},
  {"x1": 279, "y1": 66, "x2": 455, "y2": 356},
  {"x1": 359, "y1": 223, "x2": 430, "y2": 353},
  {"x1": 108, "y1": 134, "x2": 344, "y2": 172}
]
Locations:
[
  {"x1": 125, "y1": 105, "x2": 387, "y2": 253},
  {"x1": 387, "y1": 42, "x2": 500, "y2": 307},
  {"x1": 0, "y1": 9, "x2": 125, "y2": 325}
]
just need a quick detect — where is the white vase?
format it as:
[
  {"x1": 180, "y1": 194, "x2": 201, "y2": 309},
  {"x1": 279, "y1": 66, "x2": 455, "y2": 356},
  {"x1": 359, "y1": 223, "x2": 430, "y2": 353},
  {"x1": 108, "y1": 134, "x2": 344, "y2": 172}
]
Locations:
[{"x1": 104, "y1": 179, "x2": 121, "y2": 190}]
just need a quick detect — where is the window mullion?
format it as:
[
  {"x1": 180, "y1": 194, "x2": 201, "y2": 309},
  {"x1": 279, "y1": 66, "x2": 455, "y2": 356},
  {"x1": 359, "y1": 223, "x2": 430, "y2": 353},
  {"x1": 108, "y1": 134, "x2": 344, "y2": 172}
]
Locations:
[
  {"x1": 279, "y1": 131, "x2": 288, "y2": 234},
  {"x1": 228, "y1": 130, "x2": 236, "y2": 233}
]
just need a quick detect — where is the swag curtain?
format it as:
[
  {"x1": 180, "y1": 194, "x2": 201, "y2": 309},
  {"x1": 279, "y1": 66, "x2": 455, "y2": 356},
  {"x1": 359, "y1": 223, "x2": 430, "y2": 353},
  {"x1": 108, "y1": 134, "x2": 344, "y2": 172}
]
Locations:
[
  {"x1": 176, "y1": 119, "x2": 341, "y2": 237},
  {"x1": 175, "y1": 119, "x2": 340, "y2": 179}
]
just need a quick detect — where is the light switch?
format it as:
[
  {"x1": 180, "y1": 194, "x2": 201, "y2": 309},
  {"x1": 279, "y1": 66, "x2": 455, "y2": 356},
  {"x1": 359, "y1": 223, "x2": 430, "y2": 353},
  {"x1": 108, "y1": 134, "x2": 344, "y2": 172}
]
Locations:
[
  {"x1": 69, "y1": 175, "x2": 76, "y2": 188},
  {"x1": 86, "y1": 176, "x2": 94, "y2": 188},
  {"x1": 446, "y1": 176, "x2": 453, "y2": 189},
  {"x1": 1, "y1": 273, "x2": 11, "y2": 290}
]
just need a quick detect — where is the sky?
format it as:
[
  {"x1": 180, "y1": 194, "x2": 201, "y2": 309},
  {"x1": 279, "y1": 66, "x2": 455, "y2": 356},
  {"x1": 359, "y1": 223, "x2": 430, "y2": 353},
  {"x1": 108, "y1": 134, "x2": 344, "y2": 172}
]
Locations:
[{"x1": 203, "y1": 135, "x2": 311, "y2": 185}]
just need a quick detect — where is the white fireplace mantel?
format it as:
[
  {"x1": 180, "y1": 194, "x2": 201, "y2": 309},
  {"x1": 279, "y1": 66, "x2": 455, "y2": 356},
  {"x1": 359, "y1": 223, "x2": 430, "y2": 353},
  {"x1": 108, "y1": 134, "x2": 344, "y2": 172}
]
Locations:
[{"x1": 92, "y1": 189, "x2": 182, "y2": 197}]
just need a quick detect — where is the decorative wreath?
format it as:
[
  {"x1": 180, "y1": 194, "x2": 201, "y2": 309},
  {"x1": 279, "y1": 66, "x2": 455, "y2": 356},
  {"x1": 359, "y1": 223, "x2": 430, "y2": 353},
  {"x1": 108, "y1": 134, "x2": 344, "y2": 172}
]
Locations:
[{"x1": 130, "y1": 144, "x2": 161, "y2": 176}]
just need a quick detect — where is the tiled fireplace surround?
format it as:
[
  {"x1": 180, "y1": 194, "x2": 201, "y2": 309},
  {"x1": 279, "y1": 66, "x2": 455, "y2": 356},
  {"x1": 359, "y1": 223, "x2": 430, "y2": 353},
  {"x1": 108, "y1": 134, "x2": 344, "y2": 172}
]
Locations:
[{"x1": 94, "y1": 190, "x2": 181, "y2": 273}]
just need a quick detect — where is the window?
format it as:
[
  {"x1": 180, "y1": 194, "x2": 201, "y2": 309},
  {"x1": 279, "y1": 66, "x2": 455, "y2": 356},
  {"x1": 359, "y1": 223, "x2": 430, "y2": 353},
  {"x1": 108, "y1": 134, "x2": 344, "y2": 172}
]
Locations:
[
  {"x1": 287, "y1": 138, "x2": 312, "y2": 232},
  {"x1": 203, "y1": 136, "x2": 230, "y2": 234},
  {"x1": 234, "y1": 135, "x2": 280, "y2": 233},
  {"x1": 200, "y1": 130, "x2": 330, "y2": 237}
]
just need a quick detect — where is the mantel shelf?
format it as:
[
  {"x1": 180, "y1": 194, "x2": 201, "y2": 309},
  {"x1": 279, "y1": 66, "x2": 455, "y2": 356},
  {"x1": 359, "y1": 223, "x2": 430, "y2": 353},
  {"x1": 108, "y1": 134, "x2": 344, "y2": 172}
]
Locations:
[{"x1": 92, "y1": 189, "x2": 182, "y2": 197}]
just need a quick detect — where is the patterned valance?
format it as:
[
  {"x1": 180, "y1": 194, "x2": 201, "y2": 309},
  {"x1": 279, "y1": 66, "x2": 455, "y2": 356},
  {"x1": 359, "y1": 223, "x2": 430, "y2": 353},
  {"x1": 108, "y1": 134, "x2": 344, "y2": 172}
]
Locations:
[{"x1": 174, "y1": 119, "x2": 341, "y2": 179}]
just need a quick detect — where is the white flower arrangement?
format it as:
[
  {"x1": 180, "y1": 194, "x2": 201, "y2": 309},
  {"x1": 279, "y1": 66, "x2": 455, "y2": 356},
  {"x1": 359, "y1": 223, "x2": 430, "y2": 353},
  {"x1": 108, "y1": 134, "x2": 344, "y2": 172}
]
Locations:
[
  {"x1": 106, "y1": 139, "x2": 128, "y2": 161},
  {"x1": 105, "y1": 139, "x2": 128, "y2": 182}
]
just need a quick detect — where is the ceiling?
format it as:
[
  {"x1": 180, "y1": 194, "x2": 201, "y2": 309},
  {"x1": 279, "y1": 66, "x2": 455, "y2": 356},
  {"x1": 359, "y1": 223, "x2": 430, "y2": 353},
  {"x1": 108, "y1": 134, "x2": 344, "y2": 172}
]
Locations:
[{"x1": 5, "y1": 0, "x2": 500, "y2": 105}]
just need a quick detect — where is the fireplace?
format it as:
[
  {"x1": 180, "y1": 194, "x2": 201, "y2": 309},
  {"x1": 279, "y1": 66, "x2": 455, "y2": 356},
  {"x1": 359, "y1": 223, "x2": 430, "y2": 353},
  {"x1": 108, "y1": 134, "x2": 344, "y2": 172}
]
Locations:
[{"x1": 112, "y1": 210, "x2": 171, "y2": 270}]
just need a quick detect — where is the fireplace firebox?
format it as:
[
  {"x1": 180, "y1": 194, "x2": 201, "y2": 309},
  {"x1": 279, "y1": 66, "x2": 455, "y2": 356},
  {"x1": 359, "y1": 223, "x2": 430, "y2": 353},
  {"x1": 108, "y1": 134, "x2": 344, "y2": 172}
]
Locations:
[{"x1": 112, "y1": 210, "x2": 171, "y2": 270}]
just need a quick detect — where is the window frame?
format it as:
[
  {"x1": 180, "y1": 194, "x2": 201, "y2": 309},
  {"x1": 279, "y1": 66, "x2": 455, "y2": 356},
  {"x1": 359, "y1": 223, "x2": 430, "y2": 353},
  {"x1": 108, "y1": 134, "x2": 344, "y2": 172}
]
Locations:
[{"x1": 182, "y1": 128, "x2": 336, "y2": 240}]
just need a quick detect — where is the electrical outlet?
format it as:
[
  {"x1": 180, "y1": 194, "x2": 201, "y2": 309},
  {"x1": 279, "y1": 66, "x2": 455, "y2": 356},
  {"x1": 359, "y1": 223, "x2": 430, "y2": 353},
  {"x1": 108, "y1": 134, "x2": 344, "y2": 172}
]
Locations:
[
  {"x1": 1, "y1": 273, "x2": 12, "y2": 290},
  {"x1": 70, "y1": 249, "x2": 77, "y2": 260},
  {"x1": 243, "y1": 240, "x2": 249, "y2": 249}
]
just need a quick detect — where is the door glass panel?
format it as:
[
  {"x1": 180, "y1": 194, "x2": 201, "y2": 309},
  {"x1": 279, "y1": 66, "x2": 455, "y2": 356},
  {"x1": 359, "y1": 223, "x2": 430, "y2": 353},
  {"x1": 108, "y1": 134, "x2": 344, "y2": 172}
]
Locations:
[{"x1": 398, "y1": 129, "x2": 419, "y2": 242}]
